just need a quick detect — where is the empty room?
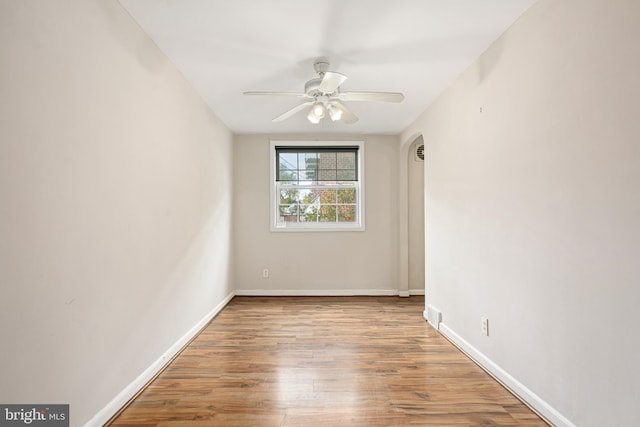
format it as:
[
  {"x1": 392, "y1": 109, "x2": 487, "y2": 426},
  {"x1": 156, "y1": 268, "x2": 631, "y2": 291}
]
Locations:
[{"x1": 1, "y1": 0, "x2": 639, "y2": 426}]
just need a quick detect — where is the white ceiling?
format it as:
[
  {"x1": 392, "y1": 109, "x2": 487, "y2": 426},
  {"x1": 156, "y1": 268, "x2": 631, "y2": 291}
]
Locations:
[{"x1": 118, "y1": 0, "x2": 536, "y2": 135}]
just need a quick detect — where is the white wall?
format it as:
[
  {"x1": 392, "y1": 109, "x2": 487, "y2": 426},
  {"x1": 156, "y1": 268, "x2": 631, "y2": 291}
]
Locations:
[
  {"x1": 402, "y1": 0, "x2": 640, "y2": 425},
  {"x1": 0, "y1": 1, "x2": 233, "y2": 425},
  {"x1": 233, "y1": 134, "x2": 399, "y2": 295}
]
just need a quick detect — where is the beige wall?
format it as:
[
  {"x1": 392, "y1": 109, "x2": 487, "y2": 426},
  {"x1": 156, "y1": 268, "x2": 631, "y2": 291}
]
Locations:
[
  {"x1": 233, "y1": 134, "x2": 400, "y2": 294},
  {"x1": 402, "y1": 0, "x2": 640, "y2": 425},
  {"x1": 0, "y1": 1, "x2": 233, "y2": 424},
  {"x1": 407, "y1": 136, "x2": 425, "y2": 292}
]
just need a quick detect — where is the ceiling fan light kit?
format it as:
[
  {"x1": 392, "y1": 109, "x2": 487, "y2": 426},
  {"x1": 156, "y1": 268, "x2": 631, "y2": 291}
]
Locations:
[
  {"x1": 244, "y1": 60, "x2": 404, "y2": 125},
  {"x1": 327, "y1": 104, "x2": 342, "y2": 121},
  {"x1": 307, "y1": 103, "x2": 325, "y2": 123}
]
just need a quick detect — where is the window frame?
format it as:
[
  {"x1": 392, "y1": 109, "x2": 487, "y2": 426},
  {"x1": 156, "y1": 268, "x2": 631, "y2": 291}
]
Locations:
[{"x1": 270, "y1": 140, "x2": 365, "y2": 232}]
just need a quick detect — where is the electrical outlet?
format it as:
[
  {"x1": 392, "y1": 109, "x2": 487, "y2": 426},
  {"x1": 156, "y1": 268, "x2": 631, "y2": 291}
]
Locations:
[
  {"x1": 262, "y1": 268, "x2": 269, "y2": 278},
  {"x1": 481, "y1": 317, "x2": 489, "y2": 336}
]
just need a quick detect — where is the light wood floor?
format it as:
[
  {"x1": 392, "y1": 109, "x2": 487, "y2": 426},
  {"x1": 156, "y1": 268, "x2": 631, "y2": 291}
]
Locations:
[{"x1": 108, "y1": 296, "x2": 548, "y2": 426}]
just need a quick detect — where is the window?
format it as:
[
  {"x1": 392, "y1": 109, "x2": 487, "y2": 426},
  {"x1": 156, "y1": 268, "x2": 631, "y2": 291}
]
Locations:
[{"x1": 270, "y1": 140, "x2": 365, "y2": 231}]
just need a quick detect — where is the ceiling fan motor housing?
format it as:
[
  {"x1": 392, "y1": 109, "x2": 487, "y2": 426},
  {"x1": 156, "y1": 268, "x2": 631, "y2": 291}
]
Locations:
[
  {"x1": 313, "y1": 61, "x2": 330, "y2": 75},
  {"x1": 304, "y1": 78, "x2": 323, "y2": 95},
  {"x1": 306, "y1": 61, "x2": 333, "y2": 95}
]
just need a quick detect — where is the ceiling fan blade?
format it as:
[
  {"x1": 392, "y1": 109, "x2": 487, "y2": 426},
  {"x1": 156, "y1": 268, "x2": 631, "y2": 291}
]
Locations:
[
  {"x1": 244, "y1": 91, "x2": 311, "y2": 98},
  {"x1": 332, "y1": 101, "x2": 359, "y2": 124},
  {"x1": 272, "y1": 101, "x2": 314, "y2": 122},
  {"x1": 338, "y1": 91, "x2": 404, "y2": 103},
  {"x1": 319, "y1": 72, "x2": 347, "y2": 94}
]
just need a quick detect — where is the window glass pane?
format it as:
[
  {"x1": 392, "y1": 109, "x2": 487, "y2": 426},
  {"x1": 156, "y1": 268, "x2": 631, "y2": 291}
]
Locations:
[
  {"x1": 319, "y1": 205, "x2": 337, "y2": 222},
  {"x1": 318, "y1": 169, "x2": 337, "y2": 181},
  {"x1": 299, "y1": 188, "x2": 317, "y2": 204},
  {"x1": 279, "y1": 153, "x2": 297, "y2": 171},
  {"x1": 337, "y1": 188, "x2": 356, "y2": 204},
  {"x1": 303, "y1": 206, "x2": 319, "y2": 223},
  {"x1": 337, "y1": 152, "x2": 356, "y2": 169},
  {"x1": 300, "y1": 152, "x2": 318, "y2": 170},
  {"x1": 338, "y1": 205, "x2": 356, "y2": 222},
  {"x1": 337, "y1": 170, "x2": 356, "y2": 181},
  {"x1": 298, "y1": 205, "x2": 308, "y2": 222},
  {"x1": 319, "y1": 152, "x2": 337, "y2": 169},
  {"x1": 280, "y1": 189, "x2": 299, "y2": 204},
  {"x1": 298, "y1": 169, "x2": 318, "y2": 182},
  {"x1": 319, "y1": 189, "x2": 336, "y2": 204},
  {"x1": 279, "y1": 205, "x2": 299, "y2": 222},
  {"x1": 279, "y1": 170, "x2": 298, "y2": 182}
]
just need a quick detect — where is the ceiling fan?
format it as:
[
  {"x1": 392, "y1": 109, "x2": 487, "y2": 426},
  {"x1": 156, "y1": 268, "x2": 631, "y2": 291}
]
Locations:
[{"x1": 243, "y1": 60, "x2": 404, "y2": 124}]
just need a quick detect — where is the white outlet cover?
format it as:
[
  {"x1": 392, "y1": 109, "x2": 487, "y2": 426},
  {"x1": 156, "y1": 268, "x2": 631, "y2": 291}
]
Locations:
[{"x1": 481, "y1": 317, "x2": 489, "y2": 336}]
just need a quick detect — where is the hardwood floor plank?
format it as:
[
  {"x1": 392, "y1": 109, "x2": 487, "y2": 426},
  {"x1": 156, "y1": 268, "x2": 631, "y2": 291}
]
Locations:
[{"x1": 108, "y1": 296, "x2": 549, "y2": 426}]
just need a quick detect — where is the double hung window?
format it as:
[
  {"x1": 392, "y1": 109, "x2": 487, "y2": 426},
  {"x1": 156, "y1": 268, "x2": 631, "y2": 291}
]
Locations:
[{"x1": 271, "y1": 141, "x2": 364, "y2": 231}]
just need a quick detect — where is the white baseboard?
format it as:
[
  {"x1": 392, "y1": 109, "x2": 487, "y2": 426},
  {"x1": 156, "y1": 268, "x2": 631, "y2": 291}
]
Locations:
[
  {"x1": 85, "y1": 291, "x2": 235, "y2": 427},
  {"x1": 234, "y1": 289, "x2": 402, "y2": 297},
  {"x1": 409, "y1": 288, "x2": 425, "y2": 296},
  {"x1": 438, "y1": 323, "x2": 576, "y2": 427}
]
